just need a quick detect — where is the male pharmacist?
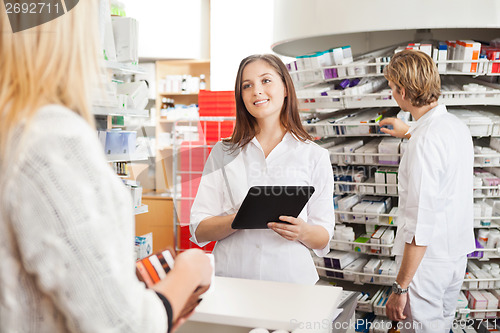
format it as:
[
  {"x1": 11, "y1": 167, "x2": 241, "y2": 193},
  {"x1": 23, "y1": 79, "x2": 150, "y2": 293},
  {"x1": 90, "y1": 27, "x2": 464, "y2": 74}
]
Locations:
[{"x1": 379, "y1": 49, "x2": 475, "y2": 332}]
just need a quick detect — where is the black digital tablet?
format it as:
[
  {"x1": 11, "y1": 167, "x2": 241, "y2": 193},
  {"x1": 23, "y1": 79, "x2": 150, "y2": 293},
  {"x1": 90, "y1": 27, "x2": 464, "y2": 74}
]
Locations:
[{"x1": 231, "y1": 186, "x2": 315, "y2": 229}]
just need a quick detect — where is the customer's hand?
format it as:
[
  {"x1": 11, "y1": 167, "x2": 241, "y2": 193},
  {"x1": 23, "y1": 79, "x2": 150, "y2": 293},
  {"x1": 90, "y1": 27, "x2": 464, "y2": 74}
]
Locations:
[
  {"x1": 171, "y1": 284, "x2": 210, "y2": 332},
  {"x1": 267, "y1": 216, "x2": 308, "y2": 242},
  {"x1": 379, "y1": 117, "x2": 411, "y2": 139},
  {"x1": 175, "y1": 249, "x2": 213, "y2": 286},
  {"x1": 385, "y1": 292, "x2": 408, "y2": 321}
]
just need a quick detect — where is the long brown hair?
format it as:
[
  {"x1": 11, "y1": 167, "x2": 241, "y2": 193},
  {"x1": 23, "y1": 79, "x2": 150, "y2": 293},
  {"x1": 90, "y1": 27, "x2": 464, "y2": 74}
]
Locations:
[{"x1": 225, "y1": 54, "x2": 312, "y2": 148}]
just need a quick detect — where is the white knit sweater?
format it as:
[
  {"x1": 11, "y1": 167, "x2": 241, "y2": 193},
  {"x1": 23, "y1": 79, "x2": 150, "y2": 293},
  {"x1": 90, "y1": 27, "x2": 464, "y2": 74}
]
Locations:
[{"x1": 0, "y1": 105, "x2": 167, "y2": 333}]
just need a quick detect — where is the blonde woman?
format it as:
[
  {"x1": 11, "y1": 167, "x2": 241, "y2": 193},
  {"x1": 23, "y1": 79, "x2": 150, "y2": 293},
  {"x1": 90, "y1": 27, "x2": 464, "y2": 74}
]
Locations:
[{"x1": 0, "y1": 2, "x2": 211, "y2": 332}]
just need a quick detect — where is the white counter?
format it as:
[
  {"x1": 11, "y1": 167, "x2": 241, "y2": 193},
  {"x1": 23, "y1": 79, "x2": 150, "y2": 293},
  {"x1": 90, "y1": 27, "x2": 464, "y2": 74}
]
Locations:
[{"x1": 177, "y1": 276, "x2": 343, "y2": 333}]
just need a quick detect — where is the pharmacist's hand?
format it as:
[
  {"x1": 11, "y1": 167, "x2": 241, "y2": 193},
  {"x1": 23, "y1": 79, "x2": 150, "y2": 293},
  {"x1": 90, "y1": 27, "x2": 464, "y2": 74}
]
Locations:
[
  {"x1": 267, "y1": 216, "x2": 307, "y2": 242},
  {"x1": 175, "y1": 249, "x2": 212, "y2": 286},
  {"x1": 379, "y1": 117, "x2": 410, "y2": 139},
  {"x1": 386, "y1": 292, "x2": 407, "y2": 322}
]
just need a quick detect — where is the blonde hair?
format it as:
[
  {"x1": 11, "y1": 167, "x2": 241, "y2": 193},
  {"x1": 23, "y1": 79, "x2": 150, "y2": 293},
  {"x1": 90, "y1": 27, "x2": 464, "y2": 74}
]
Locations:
[
  {"x1": 384, "y1": 49, "x2": 441, "y2": 107},
  {"x1": 0, "y1": 0, "x2": 102, "y2": 166}
]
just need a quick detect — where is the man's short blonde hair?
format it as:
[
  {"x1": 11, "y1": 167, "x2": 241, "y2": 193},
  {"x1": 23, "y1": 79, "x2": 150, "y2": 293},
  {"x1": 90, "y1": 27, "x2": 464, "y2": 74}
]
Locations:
[{"x1": 384, "y1": 49, "x2": 441, "y2": 107}]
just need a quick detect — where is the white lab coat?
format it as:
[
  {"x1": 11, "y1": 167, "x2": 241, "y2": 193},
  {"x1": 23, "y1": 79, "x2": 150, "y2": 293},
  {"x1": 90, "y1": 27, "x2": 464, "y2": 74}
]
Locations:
[
  {"x1": 190, "y1": 133, "x2": 335, "y2": 285},
  {"x1": 394, "y1": 104, "x2": 475, "y2": 258},
  {"x1": 394, "y1": 105, "x2": 475, "y2": 332}
]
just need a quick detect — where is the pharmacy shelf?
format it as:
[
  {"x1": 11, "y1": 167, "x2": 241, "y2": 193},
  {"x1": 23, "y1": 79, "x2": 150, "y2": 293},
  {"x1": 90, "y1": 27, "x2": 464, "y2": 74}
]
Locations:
[
  {"x1": 330, "y1": 239, "x2": 393, "y2": 249},
  {"x1": 336, "y1": 211, "x2": 500, "y2": 229},
  {"x1": 158, "y1": 118, "x2": 200, "y2": 124},
  {"x1": 307, "y1": 122, "x2": 500, "y2": 139},
  {"x1": 339, "y1": 220, "x2": 397, "y2": 227},
  {"x1": 335, "y1": 181, "x2": 397, "y2": 188},
  {"x1": 473, "y1": 194, "x2": 500, "y2": 199},
  {"x1": 329, "y1": 245, "x2": 394, "y2": 258},
  {"x1": 329, "y1": 152, "x2": 499, "y2": 159},
  {"x1": 473, "y1": 222, "x2": 500, "y2": 229},
  {"x1": 474, "y1": 164, "x2": 500, "y2": 167},
  {"x1": 316, "y1": 266, "x2": 394, "y2": 286},
  {"x1": 335, "y1": 210, "x2": 397, "y2": 218},
  {"x1": 457, "y1": 308, "x2": 500, "y2": 315},
  {"x1": 159, "y1": 92, "x2": 200, "y2": 96},
  {"x1": 93, "y1": 106, "x2": 149, "y2": 117},
  {"x1": 104, "y1": 60, "x2": 147, "y2": 75},
  {"x1": 134, "y1": 204, "x2": 148, "y2": 215},
  {"x1": 290, "y1": 59, "x2": 500, "y2": 86},
  {"x1": 329, "y1": 249, "x2": 394, "y2": 258},
  {"x1": 336, "y1": 190, "x2": 399, "y2": 198},
  {"x1": 317, "y1": 265, "x2": 500, "y2": 290},
  {"x1": 299, "y1": 95, "x2": 500, "y2": 111},
  {"x1": 105, "y1": 153, "x2": 149, "y2": 163},
  {"x1": 330, "y1": 152, "x2": 403, "y2": 157}
]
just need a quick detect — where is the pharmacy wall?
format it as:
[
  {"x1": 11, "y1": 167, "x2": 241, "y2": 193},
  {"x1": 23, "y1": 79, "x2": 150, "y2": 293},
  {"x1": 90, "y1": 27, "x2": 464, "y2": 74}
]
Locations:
[
  {"x1": 120, "y1": 0, "x2": 210, "y2": 60},
  {"x1": 209, "y1": 0, "x2": 275, "y2": 91}
]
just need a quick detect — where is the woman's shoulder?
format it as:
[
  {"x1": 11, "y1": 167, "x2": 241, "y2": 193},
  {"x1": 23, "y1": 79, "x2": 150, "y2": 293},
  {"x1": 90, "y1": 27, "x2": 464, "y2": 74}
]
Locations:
[
  {"x1": 32, "y1": 104, "x2": 96, "y2": 139},
  {"x1": 295, "y1": 137, "x2": 329, "y2": 156},
  {"x1": 212, "y1": 140, "x2": 241, "y2": 157},
  {"x1": 21, "y1": 105, "x2": 103, "y2": 162}
]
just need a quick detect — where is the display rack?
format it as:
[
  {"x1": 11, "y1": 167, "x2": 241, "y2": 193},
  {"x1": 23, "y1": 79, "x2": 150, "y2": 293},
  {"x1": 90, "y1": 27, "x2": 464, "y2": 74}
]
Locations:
[
  {"x1": 170, "y1": 117, "x2": 236, "y2": 252},
  {"x1": 293, "y1": 48, "x2": 500, "y2": 322},
  {"x1": 154, "y1": 60, "x2": 211, "y2": 193}
]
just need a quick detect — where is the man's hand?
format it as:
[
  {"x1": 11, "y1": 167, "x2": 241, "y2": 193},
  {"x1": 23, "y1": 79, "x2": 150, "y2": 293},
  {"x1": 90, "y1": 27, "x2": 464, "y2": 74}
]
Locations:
[
  {"x1": 379, "y1": 117, "x2": 410, "y2": 139},
  {"x1": 386, "y1": 292, "x2": 408, "y2": 321}
]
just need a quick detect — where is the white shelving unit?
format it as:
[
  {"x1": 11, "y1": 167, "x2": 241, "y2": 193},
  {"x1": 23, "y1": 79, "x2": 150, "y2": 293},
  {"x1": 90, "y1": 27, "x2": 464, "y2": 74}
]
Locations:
[
  {"x1": 94, "y1": 57, "x2": 150, "y2": 215},
  {"x1": 104, "y1": 60, "x2": 147, "y2": 75},
  {"x1": 170, "y1": 116, "x2": 236, "y2": 251},
  {"x1": 276, "y1": 45, "x2": 500, "y2": 325},
  {"x1": 270, "y1": 2, "x2": 500, "y2": 326}
]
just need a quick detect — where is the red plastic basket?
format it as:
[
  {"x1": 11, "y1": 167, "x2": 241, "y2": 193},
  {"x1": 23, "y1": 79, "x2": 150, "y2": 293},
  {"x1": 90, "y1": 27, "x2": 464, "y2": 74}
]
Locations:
[{"x1": 176, "y1": 92, "x2": 236, "y2": 252}]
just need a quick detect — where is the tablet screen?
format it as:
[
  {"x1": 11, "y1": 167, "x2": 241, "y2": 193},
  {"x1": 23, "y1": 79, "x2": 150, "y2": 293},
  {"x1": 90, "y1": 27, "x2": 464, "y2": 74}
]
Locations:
[{"x1": 231, "y1": 186, "x2": 315, "y2": 229}]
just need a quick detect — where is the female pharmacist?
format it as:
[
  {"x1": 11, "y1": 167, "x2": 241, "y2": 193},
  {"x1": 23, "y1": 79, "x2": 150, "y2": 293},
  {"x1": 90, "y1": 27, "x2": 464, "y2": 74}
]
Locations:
[
  {"x1": 190, "y1": 54, "x2": 335, "y2": 285},
  {"x1": 0, "y1": 2, "x2": 211, "y2": 332}
]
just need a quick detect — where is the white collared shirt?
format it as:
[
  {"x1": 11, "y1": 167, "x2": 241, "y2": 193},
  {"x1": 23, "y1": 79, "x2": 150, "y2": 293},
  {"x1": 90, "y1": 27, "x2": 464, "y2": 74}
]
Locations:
[
  {"x1": 393, "y1": 104, "x2": 475, "y2": 258},
  {"x1": 190, "y1": 132, "x2": 335, "y2": 285}
]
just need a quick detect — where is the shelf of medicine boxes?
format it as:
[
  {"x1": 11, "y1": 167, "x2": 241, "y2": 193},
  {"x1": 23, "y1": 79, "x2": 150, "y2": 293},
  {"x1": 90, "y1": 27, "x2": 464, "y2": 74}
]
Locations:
[
  {"x1": 336, "y1": 179, "x2": 500, "y2": 200},
  {"x1": 306, "y1": 121, "x2": 500, "y2": 138},
  {"x1": 298, "y1": 90, "x2": 500, "y2": 111},
  {"x1": 316, "y1": 266, "x2": 395, "y2": 287},
  {"x1": 291, "y1": 59, "x2": 500, "y2": 87},
  {"x1": 329, "y1": 240, "x2": 394, "y2": 258},
  {"x1": 295, "y1": 70, "x2": 500, "y2": 112},
  {"x1": 336, "y1": 207, "x2": 500, "y2": 230},
  {"x1": 92, "y1": 62, "x2": 150, "y2": 117},
  {"x1": 315, "y1": 261, "x2": 500, "y2": 288}
]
